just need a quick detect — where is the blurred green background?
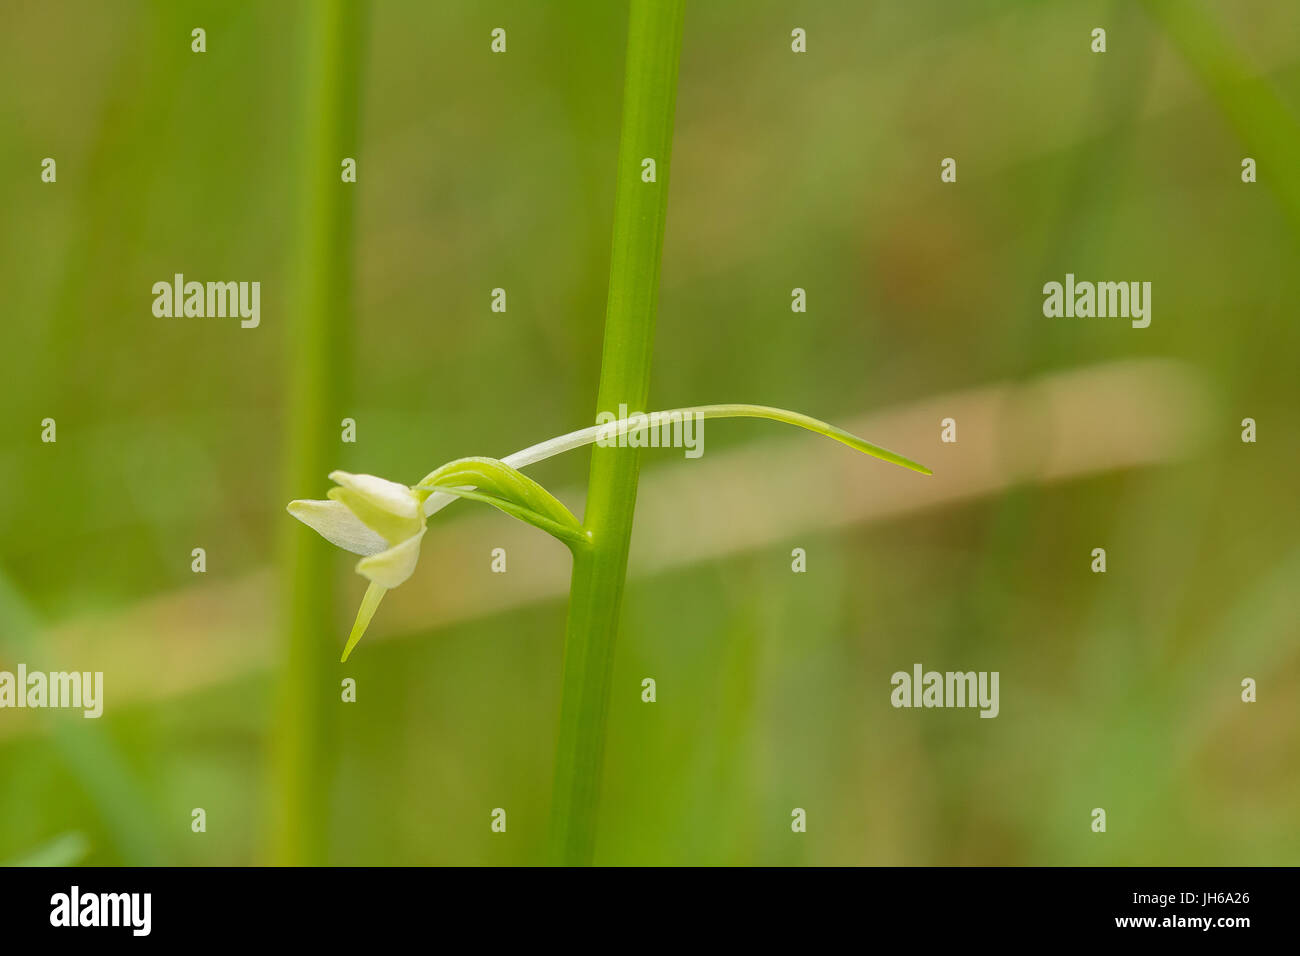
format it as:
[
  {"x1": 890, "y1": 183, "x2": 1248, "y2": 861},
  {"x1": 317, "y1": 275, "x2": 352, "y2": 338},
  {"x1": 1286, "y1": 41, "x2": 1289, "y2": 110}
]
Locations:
[{"x1": 1, "y1": 0, "x2": 1297, "y2": 865}]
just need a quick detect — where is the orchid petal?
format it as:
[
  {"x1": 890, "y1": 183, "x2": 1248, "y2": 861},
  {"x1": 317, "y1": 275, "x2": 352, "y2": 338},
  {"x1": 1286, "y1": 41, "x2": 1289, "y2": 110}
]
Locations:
[
  {"x1": 328, "y1": 471, "x2": 421, "y2": 517},
  {"x1": 287, "y1": 499, "x2": 389, "y2": 556},
  {"x1": 354, "y1": 525, "x2": 427, "y2": 589},
  {"x1": 327, "y1": 471, "x2": 423, "y2": 545}
]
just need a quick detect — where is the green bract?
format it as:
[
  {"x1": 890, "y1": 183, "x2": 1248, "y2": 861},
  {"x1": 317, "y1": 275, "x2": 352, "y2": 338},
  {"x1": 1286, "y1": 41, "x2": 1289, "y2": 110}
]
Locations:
[
  {"x1": 416, "y1": 457, "x2": 589, "y2": 548},
  {"x1": 287, "y1": 405, "x2": 929, "y2": 663}
]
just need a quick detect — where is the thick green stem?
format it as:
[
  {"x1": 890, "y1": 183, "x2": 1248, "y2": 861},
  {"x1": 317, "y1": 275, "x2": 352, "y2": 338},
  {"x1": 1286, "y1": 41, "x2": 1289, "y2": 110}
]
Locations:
[
  {"x1": 549, "y1": 0, "x2": 686, "y2": 866},
  {"x1": 272, "y1": 0, "x2": 367, "y2": 866}
]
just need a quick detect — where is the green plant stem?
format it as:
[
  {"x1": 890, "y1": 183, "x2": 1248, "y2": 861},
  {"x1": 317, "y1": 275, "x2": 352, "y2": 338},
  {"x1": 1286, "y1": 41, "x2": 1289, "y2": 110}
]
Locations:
[
  {"x1": 549, "y1": 0, "x2": 686, "y2": 866},
  {"x1": 273, "y1": 0, "x2": 367, "y2": 866}
]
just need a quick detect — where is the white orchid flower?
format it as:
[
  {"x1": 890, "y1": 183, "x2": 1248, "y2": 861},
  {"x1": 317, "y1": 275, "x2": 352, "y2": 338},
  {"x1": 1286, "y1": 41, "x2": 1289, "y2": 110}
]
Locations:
[
  {"x1": 288, "y1": 471, "x2": 432, "y2": 588},
  {"x1": 287, "y1": 471, "x2": 438, "y2": 662},
  {"x1": 289, "y1": 404, "x2": 930, "y2": 661}
]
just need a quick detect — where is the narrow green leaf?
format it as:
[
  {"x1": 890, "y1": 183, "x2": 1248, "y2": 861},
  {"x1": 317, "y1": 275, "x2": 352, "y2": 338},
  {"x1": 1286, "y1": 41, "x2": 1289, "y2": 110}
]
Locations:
[
  {"x1": 417, "y1": 457, "x2": 590, "y2": 549},
  {"x1": 672, "y1": 405, "x2": 932, "y2": 475},
  {"x1": 494, "y1": 404, "x2": 931, "y2": 475}
]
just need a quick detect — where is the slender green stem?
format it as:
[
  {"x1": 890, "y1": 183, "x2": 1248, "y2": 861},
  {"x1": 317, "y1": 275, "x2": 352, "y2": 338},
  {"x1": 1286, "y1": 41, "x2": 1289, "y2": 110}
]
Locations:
[
  {"x1": 273, "y1": 0, "x2": 368, "y2": 866},
  {"x1": 549, "y1": 0, "x2": 686, "y2": 866}
]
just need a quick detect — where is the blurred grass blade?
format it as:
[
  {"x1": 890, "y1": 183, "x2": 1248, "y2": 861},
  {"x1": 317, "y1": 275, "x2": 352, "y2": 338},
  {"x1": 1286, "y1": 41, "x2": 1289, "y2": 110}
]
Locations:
[
  {"x1": 0, "y1": 569, "x2": 161, "y2": 864},
  {"x1": 1140, "y1": 0, "x2": 1300, "y2": 233},
  {"x1": 418, "y1": 457, "x2": 589, "y2": 548},
  {"x1": 274, "y1": 0, "x2": 369, "y2": 865},
  {"x1": 4, "y1": 832, "x2": 89, "y2": 868}
]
